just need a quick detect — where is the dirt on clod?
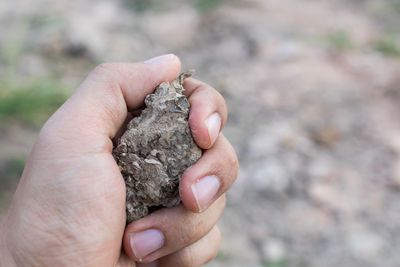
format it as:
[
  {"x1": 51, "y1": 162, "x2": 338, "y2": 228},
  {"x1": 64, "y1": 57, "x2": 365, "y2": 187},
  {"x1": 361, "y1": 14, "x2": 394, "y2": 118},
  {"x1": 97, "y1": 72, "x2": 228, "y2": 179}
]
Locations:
[
  {"x1": 113, "y1": 71, "x2": 201, "y2": 223},
  {"x1": 1, "y1": 0, "x2": 400, "y2": 266}
]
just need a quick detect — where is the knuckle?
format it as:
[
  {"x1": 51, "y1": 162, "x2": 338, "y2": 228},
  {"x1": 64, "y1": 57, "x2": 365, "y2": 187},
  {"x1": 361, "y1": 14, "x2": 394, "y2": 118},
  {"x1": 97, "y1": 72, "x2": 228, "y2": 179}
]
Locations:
[
  {"x1": 91, "y1": 63, "x2": 120, "y2": 85},
  {"x1": 94, "y1": 62, "x2": 116, "y2": 74},
  {"x1": 224, "y1": 138, "x2": 239, "y2": 172},
  {"x1": 91, "y1": 63, "x2": 126, "y2": 123},
  {"x1": 221, "y1": 140, "x2": 239, "y2": 173},
  {"x1": 92, "y1": 63, "x2": 123, "y2": 96},
  {"x1": 213, "y1": 135, "x2": 239, "y2": 182}
]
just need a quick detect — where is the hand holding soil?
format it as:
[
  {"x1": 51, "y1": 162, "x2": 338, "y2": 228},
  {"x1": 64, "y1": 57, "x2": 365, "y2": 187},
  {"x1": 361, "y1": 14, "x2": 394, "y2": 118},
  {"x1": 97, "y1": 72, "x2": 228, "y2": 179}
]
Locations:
[{"x1": 0, "y1": 54, "x2": 238, "y2": 266}]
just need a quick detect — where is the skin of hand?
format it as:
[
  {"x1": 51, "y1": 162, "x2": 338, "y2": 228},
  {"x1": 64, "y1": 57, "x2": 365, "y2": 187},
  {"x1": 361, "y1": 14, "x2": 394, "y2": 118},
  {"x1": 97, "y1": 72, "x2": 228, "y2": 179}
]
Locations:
[{"x1": 0, "y1": 54, "x2": 239, "y2": 267}]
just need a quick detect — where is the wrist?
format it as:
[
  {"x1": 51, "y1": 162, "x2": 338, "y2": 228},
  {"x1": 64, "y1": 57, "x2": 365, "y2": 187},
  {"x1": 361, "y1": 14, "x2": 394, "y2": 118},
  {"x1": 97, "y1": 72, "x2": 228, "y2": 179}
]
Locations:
[{"x1": 0, "y1": 219, "x2": 17, "y2": 267}]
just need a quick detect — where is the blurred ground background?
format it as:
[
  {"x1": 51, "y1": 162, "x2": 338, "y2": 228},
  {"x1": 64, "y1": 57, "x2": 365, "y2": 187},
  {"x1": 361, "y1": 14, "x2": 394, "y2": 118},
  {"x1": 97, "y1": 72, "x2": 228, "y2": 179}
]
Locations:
[{"x1": 1, "y1": 0, "x2": 400, "y2": 266}]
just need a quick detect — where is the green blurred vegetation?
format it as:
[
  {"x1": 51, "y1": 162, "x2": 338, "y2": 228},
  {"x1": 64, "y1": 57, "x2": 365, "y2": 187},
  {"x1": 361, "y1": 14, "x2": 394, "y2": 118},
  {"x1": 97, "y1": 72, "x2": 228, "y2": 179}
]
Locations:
[
  {"x1": 192, "y1": 0, "x2": 225, "y2": 13},
  {"x1": 388, "y1": 0, "x2": 400, "y2": 15},
  {"x1": 216, "y1": 250, "x2": 231, "y2": 261},
  {"x1": 0, "y1": 157, "x2": 25, "y2": 182},
  {"x1": 263, "y1": 259, "x2": 288, "y2": 267},
  {"x1": 125, "y1": 0, "x2": 227, "y2": 13},
  {"x1": 127, "y1": 0, "x2": 156, "y2": 12},
  {"x1": 0, "y1": 157, "x2": 26, "y2": 212},
  {"x1": 375, "y1": 33, "x2": 400, "y2": 58},
  {"x1": 2, "y1": 25, "x2": 26, "y2": 76},
  {"x1": 0, "y1": 157, "x2": 25, "y2": 190},
  {"x1": 323, "y1": 29, "x2": 400, "y2": 59},
  {"x1": 326, "y1": 30, "x2": 353, "y2": 51},
  {"x1": 0, "y1": 15, "x2": 70, "y2": 127},
  {"x1": 0, "y1": 78, "x2": 71, "y2": 126}
]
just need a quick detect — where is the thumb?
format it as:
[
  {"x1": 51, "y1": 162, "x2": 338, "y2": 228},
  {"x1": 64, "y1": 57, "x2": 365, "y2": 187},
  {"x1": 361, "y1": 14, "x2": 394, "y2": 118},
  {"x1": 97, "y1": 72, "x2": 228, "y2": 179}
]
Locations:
[{"x1": 40, "y1": 54, "x2": 181, "y2": 154}]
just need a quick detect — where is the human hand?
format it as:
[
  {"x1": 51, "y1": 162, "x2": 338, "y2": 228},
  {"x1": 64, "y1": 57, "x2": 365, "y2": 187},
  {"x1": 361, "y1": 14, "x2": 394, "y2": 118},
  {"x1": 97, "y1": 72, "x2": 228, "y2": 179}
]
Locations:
[{"x1": 0, "y1": 54, "x2": 238, "y2": 267}]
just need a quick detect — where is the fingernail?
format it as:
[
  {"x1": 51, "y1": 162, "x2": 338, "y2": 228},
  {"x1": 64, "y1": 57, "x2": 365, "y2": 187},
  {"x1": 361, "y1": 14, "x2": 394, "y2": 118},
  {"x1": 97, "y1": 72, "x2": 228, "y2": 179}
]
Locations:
[
  {"x1": 130, "y1": 229, "x2": 164, "y2": 260},
  {"x1": 191, "y1": 175, "x2": 221, "y2": 212},
  {"x1": 144, "y1": 54, "x2": 175, "y2": 64},
  {"x1": 205, "y1": 113, "x2": 221, "y2": 145}
]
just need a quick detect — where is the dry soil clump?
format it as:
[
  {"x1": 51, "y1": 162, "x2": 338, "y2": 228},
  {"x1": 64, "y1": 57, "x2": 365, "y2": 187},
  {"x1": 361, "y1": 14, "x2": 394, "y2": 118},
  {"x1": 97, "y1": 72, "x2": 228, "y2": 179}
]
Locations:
[{"x1": 113, "y1": 71, "x2": 202, "y2": 223}]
